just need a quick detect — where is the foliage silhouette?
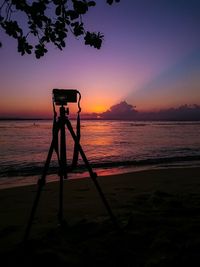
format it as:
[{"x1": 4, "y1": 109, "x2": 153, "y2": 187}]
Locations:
[{"x1": 0, "y1": 0, "x2": 120, "y2": 58}]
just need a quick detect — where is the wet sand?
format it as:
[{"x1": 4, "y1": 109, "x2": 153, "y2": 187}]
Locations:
[{"x1": 0, "y1": 167, "x2": 200, "y2": 266}]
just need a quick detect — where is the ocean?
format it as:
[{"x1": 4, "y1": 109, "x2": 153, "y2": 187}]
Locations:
[{"x1": 0, "y1": 120, "x2": 200, "y2": 188}]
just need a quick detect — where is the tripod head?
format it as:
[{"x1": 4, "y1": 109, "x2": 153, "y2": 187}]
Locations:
[
  {"x1": 52, "y1": 88, "x2": 81, "y2": 116},
  {"x1": 53, "y1": 89, "x2": 79, "y2": 106}
]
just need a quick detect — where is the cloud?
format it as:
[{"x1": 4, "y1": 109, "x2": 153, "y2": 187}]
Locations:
[
  {"x1": 99, "y1": 101, "x2": 200, "y2": 121},
  {"x1": 146, "y1": 104, "x2": 200, "y2": 121},
  {"x1": 100, "y1": 101, "x2": 138, "y2": 120}
]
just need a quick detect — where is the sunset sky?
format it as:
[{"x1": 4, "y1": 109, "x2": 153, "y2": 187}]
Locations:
[{"x1": 0, "y1": 0, "x2": 200, "y2": 118}]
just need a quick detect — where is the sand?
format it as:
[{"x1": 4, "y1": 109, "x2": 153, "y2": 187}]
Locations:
[{"x1": 0, "y1": 167, "x2": 200, "y2": 266}]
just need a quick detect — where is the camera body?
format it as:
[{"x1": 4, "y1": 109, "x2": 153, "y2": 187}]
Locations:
[{"x1": 53, "y1": 89, "x2": 77, "y2": 105}]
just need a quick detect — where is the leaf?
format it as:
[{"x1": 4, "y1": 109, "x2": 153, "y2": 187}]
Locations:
[
  {"x1": 35, "y1": 43, "x2": 48, "y2": 58},
  {"x1": 26, "y1": 48, "x2": 32, "y2": 54},
  {"x1": 66, "y1": 10, "x2": 79, "y2": 20},
  {"x1": 84, "y1": 31, "x2": 102, "y2": 49},
  {"x1": 53, "y1": 0, "x2": 60, "y2": 4},
  {"x1": 58, "y1": 31, "x2": 67, "y2": 39},
  {"x1": 40, "y1": 36, "x2": 47, "y2": 43},
  {"x1": 61, "y1": 41, "x2": 66, "y2": 47},
  {"x1": 72, "y1": 22, "x2": 84, "y2": 36},
  {"x1": 88, "y1": 1, "x2": 96, "y2": 7},
  {"x1": 35, "y1": 53, "x2": 41, "y2": 59},
  {"x1": 17, "y1": 37, "x2": 33, "y2": 56},
  {"x1": 56, "y1": 5, "x2": 61, "y2": 16},
  {"x1": 4, "y1": 21, "x2": 22, "y2": 39},
  {"x1": 73, "y1": 1, "x2": 88, "y2": 14},
  {"x1": 35, "y1": 18, "x2": 43, "y2": 28},
  {"x1": 50, "y1": 32, "x2": 56, "y2": 42},
  {"x1": 107, "y1": 0, "x2": 120, "y2": 4},
  {"x1": 106, "y1": 0, "x2": 113, "y2": 5}
]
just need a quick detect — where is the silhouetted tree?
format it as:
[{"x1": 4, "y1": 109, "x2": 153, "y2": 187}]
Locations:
[{"x1": 0, "y1": 0, "x2": 120, "y2": 58}]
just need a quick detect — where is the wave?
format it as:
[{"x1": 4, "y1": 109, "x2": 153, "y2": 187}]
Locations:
[{"x1": 1, "y1": 155, "x2": 200, "y2": 178}]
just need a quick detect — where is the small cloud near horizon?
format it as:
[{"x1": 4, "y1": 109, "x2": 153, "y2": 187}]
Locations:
[
  {"x1": 100, "y1": 101, "x2": 138, "y2": 120},
  {"x1": 97, "y1": 101, "x2": 200, "y2": 121}
]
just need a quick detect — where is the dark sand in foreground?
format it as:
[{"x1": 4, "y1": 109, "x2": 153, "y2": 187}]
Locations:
[{"x1": 0, "y1": 167, "x2": 200, "y2": 266}]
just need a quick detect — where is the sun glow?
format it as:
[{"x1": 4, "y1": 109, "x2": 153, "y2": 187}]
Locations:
[
  {"x1": 81, "y1": 98, "x2": 109, "y2": 113},
  {"x1": 91, "y1": 105, "x2": 107, "y2": 113}
]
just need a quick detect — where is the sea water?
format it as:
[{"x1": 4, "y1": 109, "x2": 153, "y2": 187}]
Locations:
[{"x1": 0, "y1": 120, "x2": 200, "y2": 188}]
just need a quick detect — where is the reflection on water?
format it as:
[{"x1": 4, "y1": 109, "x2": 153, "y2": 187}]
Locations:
[{"x1": 0, "y1": 120, "x2": 200, "y2": 184}]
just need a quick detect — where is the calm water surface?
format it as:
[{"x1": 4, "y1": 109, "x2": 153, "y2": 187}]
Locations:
[{"x1": 0, "y1": 120, "x2": 200, "y2": 188}]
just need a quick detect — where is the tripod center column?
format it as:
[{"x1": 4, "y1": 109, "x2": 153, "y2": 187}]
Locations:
[{"x1": 59, "y1": 105, "x2": 67, "y2": 179}]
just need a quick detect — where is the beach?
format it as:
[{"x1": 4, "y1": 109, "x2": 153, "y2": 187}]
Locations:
[{"x1": 1, "y1": 166, "x2": 200, "y2": 266}]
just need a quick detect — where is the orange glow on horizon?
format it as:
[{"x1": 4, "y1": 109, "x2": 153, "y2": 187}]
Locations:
[
  {"x1": 1, "y1": 87, "x2": 200, "y2": 118},
  {"x1": 81, "y1": 95, "x2": 113, "y2": 114},
  {"x1": 89, "y1": 105, "x2": 107, "y2": 113}
]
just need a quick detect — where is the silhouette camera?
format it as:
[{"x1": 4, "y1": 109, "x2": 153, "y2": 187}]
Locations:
[{"x1": 53, "y1": 89, "x2": 77, "y2": 105}]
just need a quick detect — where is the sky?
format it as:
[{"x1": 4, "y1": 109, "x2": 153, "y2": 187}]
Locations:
[{"x1": 0, "y1": 0, "x2": 200, "y2": 118}]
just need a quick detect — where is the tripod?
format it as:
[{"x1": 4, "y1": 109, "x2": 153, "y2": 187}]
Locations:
[{"x1": 24, "y1": 104, "x2": 118, "y2": 241}]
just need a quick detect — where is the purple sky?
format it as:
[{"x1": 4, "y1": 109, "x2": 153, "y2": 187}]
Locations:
[{"x1": 0, "y1": 0, "x2": 200, "y2": 117}]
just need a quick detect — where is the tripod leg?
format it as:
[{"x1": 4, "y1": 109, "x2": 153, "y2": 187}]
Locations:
[
  {"x1": 57, "y1": 107, "x2": 68, "y2": 225},
  {"x1": 24, "y1": 124, "x2": 60, "y2": 241},
  {"x1": 65, "y1": 119, "x2": 119, "y2": 229},
  {"x1": 24, "y1": 180, "x2": 43, "y2": 242}
]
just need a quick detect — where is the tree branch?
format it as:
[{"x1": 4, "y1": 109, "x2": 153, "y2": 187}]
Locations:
[{"x1": 0, "y1": 0, "x2": 120, "y2": 58}]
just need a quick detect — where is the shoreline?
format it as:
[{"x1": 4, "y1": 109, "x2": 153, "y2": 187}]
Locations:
[
  {"x1": 0, "y1": 162, "x2": 199, "y2": 190},
  {"x1": 1, "y1": 166, "x2": 200, "y2": 265}
]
